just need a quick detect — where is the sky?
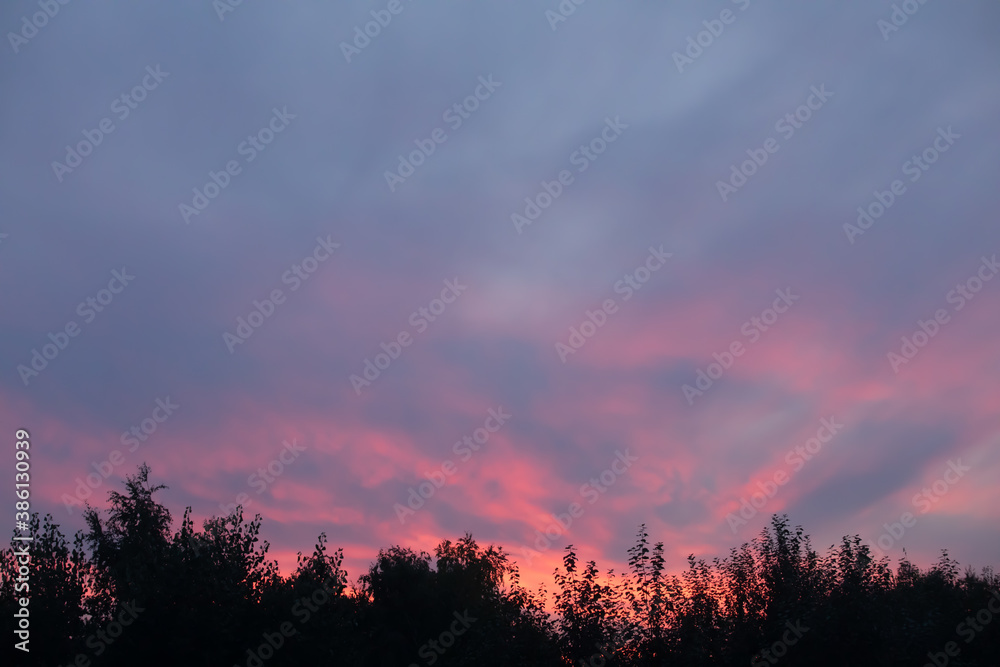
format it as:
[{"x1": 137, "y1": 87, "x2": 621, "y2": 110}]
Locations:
[{"x1": 2, "y1": 0, "x2": 999, "y2": 591}]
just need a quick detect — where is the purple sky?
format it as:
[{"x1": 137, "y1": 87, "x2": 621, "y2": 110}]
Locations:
[{"x1": 2, "y1": 0, "x2": 999, "y2": 588}]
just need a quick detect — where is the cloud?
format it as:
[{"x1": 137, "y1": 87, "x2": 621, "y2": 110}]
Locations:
[{"x1": 2, "y1": 1, "x2": 999, "y2": 589}]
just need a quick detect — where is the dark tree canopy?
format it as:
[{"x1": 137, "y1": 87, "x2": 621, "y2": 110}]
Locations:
[{"x1": 2, "y1": 465, "x2": 998, "y2": 666}]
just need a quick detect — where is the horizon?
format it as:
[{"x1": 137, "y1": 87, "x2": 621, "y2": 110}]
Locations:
[{"x1": 46, "y1": 459, "x2": 998, "y2": 598}]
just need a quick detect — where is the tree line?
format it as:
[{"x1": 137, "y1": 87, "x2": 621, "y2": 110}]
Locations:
[{"x1": 2, "y1": 464, "x2": 998, "y2": 666}]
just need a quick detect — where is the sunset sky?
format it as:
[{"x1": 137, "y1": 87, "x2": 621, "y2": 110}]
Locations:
[{"x1": 2, "y1": 1, "x2": 999, "y2": 590}]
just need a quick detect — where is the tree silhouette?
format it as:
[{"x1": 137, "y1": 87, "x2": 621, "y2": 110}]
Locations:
[{"x1": 2, "y1": 465, "x2": 998, "y2": 666}]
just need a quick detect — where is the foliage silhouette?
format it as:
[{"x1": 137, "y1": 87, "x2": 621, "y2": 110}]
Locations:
[{"x1": 2, "y1": 465, "x2": 998, "y2": 666}]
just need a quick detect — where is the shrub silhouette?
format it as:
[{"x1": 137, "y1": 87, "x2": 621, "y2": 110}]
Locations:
[{"x1": 2, "y1": 464, "x2": 998, "y2": 666}]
